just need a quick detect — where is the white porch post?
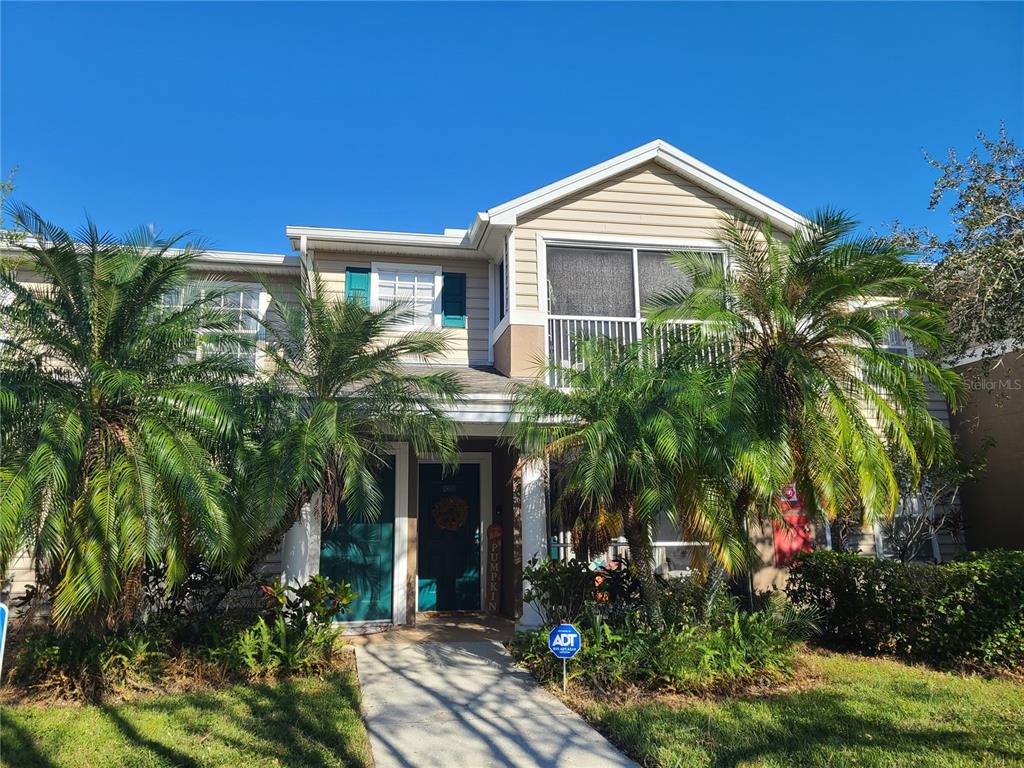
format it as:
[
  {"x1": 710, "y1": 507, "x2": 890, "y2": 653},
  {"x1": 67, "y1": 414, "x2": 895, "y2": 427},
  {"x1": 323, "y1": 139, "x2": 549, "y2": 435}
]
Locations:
[
  {"x1": 392, "y1": 443, "x2": 410, "y2": 624},
  {"x1": 281, "y1": 500, "x2": 320, "y2": 587},
  {"x1": 518, "y1": 458, "x2": 547, "y2": 629}
]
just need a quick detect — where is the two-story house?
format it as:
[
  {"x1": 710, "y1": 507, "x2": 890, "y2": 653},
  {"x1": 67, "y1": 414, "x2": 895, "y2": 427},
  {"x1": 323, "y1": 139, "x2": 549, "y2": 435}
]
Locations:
[
  {"x1": 4, "y1": 140, "x2": 957, "y2": 628},
  {"x1": 273, "y1": 140, "x2": 811, "y2": 628}
]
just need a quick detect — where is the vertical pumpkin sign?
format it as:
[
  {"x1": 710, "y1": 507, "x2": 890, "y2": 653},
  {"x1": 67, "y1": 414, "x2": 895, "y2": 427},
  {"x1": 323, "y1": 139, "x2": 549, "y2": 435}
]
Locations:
[{"x1": 486, "y1": 523, "x2": 502, "y2": 613}]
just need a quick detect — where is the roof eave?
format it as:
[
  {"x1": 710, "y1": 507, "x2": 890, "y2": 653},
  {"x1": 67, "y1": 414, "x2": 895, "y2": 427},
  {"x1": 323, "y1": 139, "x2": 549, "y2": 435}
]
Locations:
[
  {"x1": 485, "y1": 139, "x2": 808, "y2": 234},
  {"x1": 285, "y1": 215, "x2": 506, "y2": 259}
]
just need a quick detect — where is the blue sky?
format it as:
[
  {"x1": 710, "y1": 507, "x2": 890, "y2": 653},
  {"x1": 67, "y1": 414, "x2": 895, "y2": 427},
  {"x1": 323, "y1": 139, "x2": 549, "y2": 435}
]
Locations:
[{"x1": 2, "y1": 2, "x2": 1020, "y2": 253}]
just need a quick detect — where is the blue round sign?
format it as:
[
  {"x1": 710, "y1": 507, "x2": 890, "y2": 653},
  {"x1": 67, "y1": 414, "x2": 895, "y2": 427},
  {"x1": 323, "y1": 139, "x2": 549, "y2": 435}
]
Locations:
[{"x1": 548, "y1": 623, "x2": 581, "y2": 659}]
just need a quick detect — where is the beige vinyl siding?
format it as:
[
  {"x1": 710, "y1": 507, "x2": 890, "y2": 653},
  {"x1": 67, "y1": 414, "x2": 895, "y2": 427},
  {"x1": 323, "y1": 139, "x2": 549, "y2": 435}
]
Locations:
[
  {"x1": 2, "y1": 550, "x2": 37, "y2": 602},
  {"x1": 312, "y1": 250, "x2": 491, "y2": 366},
  {"x1": 252, "y1": 274, "x2": 302, "y2": 376},
  {"x1": 513, "y1": 161, "x2": 745, "y2": 312}
]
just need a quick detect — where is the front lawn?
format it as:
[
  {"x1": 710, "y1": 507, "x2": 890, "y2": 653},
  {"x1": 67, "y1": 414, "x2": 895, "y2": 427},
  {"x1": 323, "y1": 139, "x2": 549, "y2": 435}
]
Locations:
[
  {"x1": 1, "y1": 670, "x2": 370, "y2": 768},
  {"x1": 580, "y1": 651, "x2": 1024, "y2": 768}
]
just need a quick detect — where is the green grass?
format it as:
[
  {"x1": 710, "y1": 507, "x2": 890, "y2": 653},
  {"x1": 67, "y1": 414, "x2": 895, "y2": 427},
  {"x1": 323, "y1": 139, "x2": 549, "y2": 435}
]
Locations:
[
  {"x1": 582, "y1": 652, "x2": 1024, "y2": 768},
  {"x1": 1, "y1": 671, "x2": 370, "y2": 768}
]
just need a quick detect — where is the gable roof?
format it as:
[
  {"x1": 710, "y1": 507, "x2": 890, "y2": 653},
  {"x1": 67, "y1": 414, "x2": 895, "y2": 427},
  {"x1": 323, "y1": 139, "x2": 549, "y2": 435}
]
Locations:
[
  {"x1": 286, "y1": 139, "x2": 807, "y2": 255},
  {"x1": 484, "y1": 139, "x2": 807, "y2": 233}
]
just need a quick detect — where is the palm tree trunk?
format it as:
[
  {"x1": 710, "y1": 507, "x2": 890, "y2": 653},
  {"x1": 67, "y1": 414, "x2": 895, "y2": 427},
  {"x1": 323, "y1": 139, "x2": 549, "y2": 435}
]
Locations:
[{"x1": 623, "y1": 516, "x2": 664, "y2": 630}]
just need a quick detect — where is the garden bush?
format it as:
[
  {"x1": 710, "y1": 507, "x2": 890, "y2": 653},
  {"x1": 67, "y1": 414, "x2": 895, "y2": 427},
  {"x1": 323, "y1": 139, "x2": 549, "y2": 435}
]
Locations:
[
  {"x1": 786, "y1": 549, "x2": 1024, "y2": 671},
  {"x1": 3, "y1": 574, "x2": 355, "y2": 700},
  {"x1": 512, "y1": 558, "x2": 817, "y2": 693}
]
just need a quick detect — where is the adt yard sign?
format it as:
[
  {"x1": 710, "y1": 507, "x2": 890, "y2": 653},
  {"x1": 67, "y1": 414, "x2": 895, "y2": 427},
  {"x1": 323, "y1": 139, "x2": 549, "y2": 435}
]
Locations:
[
  {"x1": 0, "y1": 603, "x2": 8, "y2": 682},
  {"x1": 548, "y1": 624, "x2": 581, "y2": 659},
  {"x1": 548, "y1": 623, "x2": 581, "y2": 693}
]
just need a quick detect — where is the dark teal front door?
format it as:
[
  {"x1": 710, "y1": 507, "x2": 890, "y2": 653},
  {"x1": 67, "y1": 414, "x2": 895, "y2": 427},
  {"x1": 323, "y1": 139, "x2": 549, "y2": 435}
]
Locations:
[
  {"x1": 320, "y1": 457, "x2": 394, "y2": 621},
  {"x1": 418, "y1": 463, "x2": 481, "y2": 611}
]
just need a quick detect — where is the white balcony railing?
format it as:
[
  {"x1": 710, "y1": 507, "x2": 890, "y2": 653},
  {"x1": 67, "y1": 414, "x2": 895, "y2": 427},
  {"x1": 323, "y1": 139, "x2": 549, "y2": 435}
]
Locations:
[{"x1": 546, "y1": 315, "x2": 717, "y2": 386}]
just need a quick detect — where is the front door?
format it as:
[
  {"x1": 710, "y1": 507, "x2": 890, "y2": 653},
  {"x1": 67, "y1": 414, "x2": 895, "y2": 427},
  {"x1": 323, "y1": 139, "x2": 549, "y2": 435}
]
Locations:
[
  {"x1": 320, "y1": 457, "x2": 395, "y2": 621},
  {"x1": 418, "y1": 463, "x2": 481, "y2": 611}
]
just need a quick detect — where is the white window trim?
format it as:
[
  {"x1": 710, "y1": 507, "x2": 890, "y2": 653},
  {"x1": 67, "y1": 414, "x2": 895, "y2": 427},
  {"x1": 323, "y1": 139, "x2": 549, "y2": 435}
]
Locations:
[{"x1": 370, "y1": 261, "x2": 443, "y2": 329}]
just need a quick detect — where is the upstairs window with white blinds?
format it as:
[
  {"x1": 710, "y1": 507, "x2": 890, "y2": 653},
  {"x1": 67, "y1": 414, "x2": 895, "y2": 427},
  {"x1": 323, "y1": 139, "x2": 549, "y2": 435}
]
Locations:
[{"x1": 371, "y1": 263, "x2": 442, "y2": 327}]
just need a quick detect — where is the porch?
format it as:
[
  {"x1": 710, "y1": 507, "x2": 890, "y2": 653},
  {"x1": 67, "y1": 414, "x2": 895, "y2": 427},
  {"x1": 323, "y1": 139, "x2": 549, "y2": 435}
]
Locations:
[{"x1": 280, "y1": 367, "x2": 548, "y2": 629}]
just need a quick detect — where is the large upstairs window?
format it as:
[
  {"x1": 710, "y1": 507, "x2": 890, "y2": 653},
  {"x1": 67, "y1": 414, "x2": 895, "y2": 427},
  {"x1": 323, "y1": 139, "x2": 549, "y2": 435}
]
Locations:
[
  {"x1": 161, "y1": 282, "x2": 262, "y2": 371},
  {"x1": 545, "y1": 243, "x2": 720, "y2": 320},
  {"x1": 544, "y1": 242, "x2": 724, "y2": 381},
  {"x1": 547, "y1": 246, "x2": 635, "y2": 317}
]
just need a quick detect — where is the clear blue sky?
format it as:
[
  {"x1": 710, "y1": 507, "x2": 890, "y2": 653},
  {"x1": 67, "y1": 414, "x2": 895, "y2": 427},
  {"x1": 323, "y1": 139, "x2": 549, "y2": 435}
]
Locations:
[{"x1": 2, "y1": 2, "x2": 1020, "y2": 253}]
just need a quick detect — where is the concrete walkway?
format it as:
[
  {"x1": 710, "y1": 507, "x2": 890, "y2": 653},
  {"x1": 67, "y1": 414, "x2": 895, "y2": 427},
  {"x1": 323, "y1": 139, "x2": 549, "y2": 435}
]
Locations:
[{"x1": 354, "y1": 637, "x2": 636, "y2": 767}]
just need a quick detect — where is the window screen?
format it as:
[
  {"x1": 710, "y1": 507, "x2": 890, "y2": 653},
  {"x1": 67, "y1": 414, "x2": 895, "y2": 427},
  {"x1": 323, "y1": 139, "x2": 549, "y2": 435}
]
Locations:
[
  {"x1": 638, "y1": 250, "x2": 722, "y2": 306},
  {"x1": 547, "y1": 246, "x2": 634, "y2": 317}
]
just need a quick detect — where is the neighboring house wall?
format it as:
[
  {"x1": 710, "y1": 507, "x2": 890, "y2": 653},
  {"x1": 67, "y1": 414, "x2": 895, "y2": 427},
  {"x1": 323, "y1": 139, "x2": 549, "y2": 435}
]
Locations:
[
  {"x1": 1, "y1": 550, "x2": 36, "y2": 603},
  {"x1": 953, "y1": 351, "x2": 1024, "y2": 550},
  {"x1": 312, "y1": 249, "x2": 491, "y2": 366}
]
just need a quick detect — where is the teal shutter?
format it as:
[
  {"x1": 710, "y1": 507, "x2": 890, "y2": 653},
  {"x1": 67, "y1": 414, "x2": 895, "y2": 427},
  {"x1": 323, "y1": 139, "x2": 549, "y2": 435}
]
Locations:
[
  {"x1": 441, "y1": 272, "x2": 466, "y2": 328},
  {"x1": 345, "y1": 267, "x2": 370, "y2": 308}
]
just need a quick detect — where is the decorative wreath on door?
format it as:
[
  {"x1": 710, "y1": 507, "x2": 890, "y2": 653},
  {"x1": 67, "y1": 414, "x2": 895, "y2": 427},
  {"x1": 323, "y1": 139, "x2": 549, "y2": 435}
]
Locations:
[{"x1": 432, "y1": 495, "x2": 469, "y2": 531}]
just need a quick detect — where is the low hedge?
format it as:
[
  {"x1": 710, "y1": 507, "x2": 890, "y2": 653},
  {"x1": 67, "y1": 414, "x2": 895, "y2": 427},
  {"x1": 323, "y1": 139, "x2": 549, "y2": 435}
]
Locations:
[{"x1": 786, "y1": 549, "x2": 1024, "y2": 671}]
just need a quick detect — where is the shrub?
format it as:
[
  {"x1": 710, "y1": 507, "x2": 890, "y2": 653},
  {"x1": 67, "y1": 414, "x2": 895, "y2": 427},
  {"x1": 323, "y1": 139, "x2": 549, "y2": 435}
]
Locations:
[
  {"x1": 217, "y1": 575, "x2": 351, "y2": 677},
  {"x1": 510, "y1": 577, "x2": 817, "y2": 694},
  {"x1": 523, "y1": 557, "x2": 599, "y2": 625},
  {"x1": 227, "y1": 615, "x2": 340, "y2": 678},
  {"x1": 258, "y1": 575, "x2": 357, "y2": 631},
  {"x1": 786, "y1": 549, "x2": 1024, "y2": 671},
  {"x1": 3, "y1": 575, "x2": 356, "y2": 699},
  {"x1": 5, "y1": 628, "x2": 170, "y2": 701}
]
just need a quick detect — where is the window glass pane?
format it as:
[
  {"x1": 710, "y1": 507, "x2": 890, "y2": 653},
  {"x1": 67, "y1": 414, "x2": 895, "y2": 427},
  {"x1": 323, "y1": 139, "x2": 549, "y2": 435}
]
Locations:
[
  {"x1": 547, "y1": 246, "x2": 634, "y2": 317},
  {"x1": 160, "y1": 283, "x2": 259, "y2": 370},
  {"x1": 638, "y1": 251, "x2": 689, "y2": 305},
  {"x1": 376, "y1": 269, "x2": 436, "y2": 325},
  {"x1": 637, "y1": 250, "x2": 721, "y2": 306},
  {"x1": 497, "y1": 259, "x2": 506, "y2": 321}
]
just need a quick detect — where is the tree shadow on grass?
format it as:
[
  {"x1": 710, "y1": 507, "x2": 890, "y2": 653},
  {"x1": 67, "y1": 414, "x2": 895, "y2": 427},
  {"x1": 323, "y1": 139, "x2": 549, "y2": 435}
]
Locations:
[
  {"x1": 100, "y1": 707, "x2": 203, "y2": 768},
  {"x1": 2, "y1": 715, "x2": 58, "y2": 768},
  {"x1": 97, "y1": 672, "x2": 368, "y2": 768},
  {"x1": 227, "y1": 673, "x2": 369, "y2": 767},
  {"x1": 599, "y1": 686, "x2": 1024, "y2": 768}
]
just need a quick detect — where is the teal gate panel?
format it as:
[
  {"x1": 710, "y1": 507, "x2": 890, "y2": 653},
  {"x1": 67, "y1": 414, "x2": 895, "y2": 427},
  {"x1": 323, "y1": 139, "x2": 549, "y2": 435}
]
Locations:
[{"x1": 320, "y1": 457, "x2": 395, "y2": 621}]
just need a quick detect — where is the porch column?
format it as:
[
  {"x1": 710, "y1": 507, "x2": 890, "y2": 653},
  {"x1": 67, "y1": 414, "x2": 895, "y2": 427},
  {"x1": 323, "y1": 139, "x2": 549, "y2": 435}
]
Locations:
[
  {"x1": 518, "y1": 458, "x2": 547, "y2": 629},
  {"x1": 392, "y1": 442, "x2": 410, "y2": 625},
  {"x1": 281, "y1": 500, "x2": 321, "y2": 587}
]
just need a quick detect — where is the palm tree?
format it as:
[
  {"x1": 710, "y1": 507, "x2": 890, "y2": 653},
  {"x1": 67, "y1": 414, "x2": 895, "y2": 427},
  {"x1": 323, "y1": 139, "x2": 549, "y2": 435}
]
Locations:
[
  {"x1": 0, "y1": 206, "x2": 249, "y2": 628},
  {"x1": 253, "y1": 270, "x2": 462, "y2": 553},
  {"x1": 647, "y1": 209, "x2": 963, "y2": 530},
  {"x1": 508, "y1": 335, "x2": 757, "y2": 629}
]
